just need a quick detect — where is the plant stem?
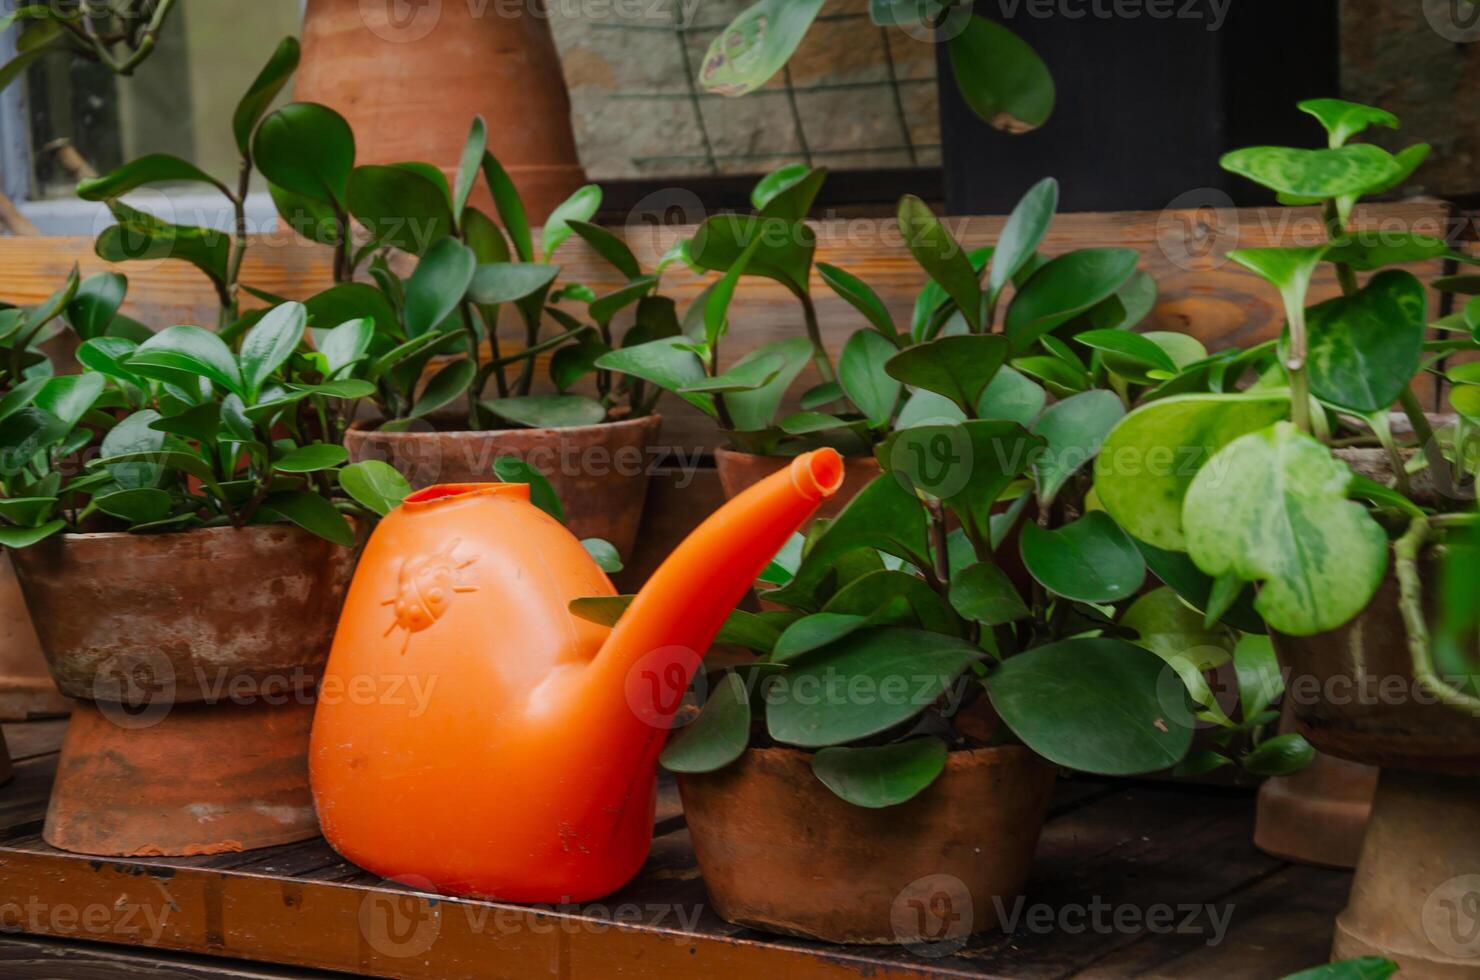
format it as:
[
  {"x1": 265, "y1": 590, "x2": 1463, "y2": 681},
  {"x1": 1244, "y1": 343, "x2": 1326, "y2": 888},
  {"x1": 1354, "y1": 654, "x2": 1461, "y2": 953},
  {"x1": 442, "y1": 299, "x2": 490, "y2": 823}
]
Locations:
[
  {"x1": 459, "y1": 303, "x2": 482, "y2": 429},
  {"x1": 220, "y1": 156, "x2": 252, "y2": 329},
  {"x1": 1322, "y1": 200, "x2": 1359, "y2": 297},
  {"x1": 926, "y1": 500, "x2": 950, "y2": 594},
  {"x1": 797, "y1": 291, "x2": 837, "y2": 385},
  {"x1": 515, "y1": 306, "x2": 540, "y2": 396},
  {"x1": 1286, "y1": 303, "x2": 1313, "y2": 435},
  {"x1": 1395, "y1": 516, "x2": 1480, "y2": 718},
  {"x1": 1399, "y1": 387, "x2": 1450, "y2": 490}
]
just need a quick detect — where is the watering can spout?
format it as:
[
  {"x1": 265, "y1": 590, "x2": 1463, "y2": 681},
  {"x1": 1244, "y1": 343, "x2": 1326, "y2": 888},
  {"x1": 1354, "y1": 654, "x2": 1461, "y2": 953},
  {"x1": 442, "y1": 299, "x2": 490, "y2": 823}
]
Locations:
[{"x1": 583, "y1": 448, "x2": 845, "y2": 717}]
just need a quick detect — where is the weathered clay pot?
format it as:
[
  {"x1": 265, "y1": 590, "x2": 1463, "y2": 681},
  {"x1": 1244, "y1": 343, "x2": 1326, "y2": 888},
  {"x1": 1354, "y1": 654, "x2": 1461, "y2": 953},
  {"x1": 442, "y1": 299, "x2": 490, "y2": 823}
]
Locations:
[
  {"x1": 715, "y1": 449, "x2": 881, "y2": 524},
  {"x1": 1253, "y1": 700, "x2": 1377, "y2": 870},
  {"x1": 296, "y1": 0, "x2": 586, "y2": 222},
  {"x1": 45, "y1": 698, "x2": 319, "y2": 856},
  {"x1": 11, "y1": 525, "x2": 359, "y2": 703},
  {"x1": 677, "y1": 745, "x2": 1057, "y2": 944},
  {"x1": 11, "y1": 524, "x2": 359, "y2": 857},
  {"x1": 0, "y1": 552, "x2": 71, "y2": 720},
  {"x1": 345, "y1": 415, "x2": 662, "y2": 561},
  {"x1": 1273, "y1": 551, "x2": 1480, "y2": 975}
]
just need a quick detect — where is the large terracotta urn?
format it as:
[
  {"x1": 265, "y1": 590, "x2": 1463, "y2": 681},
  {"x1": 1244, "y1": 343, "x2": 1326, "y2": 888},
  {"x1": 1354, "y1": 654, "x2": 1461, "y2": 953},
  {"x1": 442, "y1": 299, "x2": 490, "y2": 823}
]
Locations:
[{"x1": 296, "y1": 0, "x2": 587, "y2": 222}]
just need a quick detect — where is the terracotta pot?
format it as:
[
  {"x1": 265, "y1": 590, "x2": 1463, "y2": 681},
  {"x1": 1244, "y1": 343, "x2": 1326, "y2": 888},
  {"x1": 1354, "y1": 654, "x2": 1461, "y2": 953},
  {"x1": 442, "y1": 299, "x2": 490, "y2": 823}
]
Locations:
[
  {"x1": 1272, "y1": 551, "x2": 1480, "y2": 975},
  {"x1": 715, "y1": 449, "x2": 881, "y2": 524},
  {"x1": 44, "y1": 698, "x2": 319, "y2": 857},
  {"x1": 296, "y1": 0, "x2": 585, "y2": 222},
  {"x1": 344, "y1": 415, "x2": 662, "y2": 561},
  {"x1": 11, "y1": 525, "x2": 359, "y2": 703},
  {"x1": 677, "y1": 745, "x2": 1056, "y2": 944},
  {"x1": 11, "y1": 524, "x2": 358, "y2": 857},
  {"x1": 0, "y1": 552, "x2": 71, "y2": 720}
]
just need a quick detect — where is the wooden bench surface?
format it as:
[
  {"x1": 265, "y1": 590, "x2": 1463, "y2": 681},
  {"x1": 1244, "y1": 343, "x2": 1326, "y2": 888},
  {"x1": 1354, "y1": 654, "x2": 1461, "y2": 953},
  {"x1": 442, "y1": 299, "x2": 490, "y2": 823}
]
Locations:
[{"x1": 0, "y1": 719, "x2": 1350, "y2": 979}]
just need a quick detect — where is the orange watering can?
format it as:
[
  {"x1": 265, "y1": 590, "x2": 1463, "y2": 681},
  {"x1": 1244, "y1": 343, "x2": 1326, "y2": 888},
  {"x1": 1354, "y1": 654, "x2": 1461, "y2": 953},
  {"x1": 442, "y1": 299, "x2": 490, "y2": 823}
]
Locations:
[{"x1": 309, "y1": 449, "x2": 844, "y2": 901}]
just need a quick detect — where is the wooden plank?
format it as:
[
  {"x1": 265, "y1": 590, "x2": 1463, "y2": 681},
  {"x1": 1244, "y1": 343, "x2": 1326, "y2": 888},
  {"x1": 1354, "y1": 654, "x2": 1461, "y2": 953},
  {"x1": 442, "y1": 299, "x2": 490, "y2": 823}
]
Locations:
[
  {"x1": 1, "y1": 720, "x2": 68, "y2": 763},
  {"x1": 0, "y1": 935, "x2": 351, "y2": 979},
  {"x1": 0, "y1": 200, "x2": 1449, "y2": 453}
]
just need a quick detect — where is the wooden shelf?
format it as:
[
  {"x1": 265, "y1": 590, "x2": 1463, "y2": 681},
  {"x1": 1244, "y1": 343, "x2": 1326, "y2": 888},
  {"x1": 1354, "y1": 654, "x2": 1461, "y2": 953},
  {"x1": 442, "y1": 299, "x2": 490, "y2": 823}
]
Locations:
[{"x1": 0, "y1": 720, "x2": 1352, "y2": 978}]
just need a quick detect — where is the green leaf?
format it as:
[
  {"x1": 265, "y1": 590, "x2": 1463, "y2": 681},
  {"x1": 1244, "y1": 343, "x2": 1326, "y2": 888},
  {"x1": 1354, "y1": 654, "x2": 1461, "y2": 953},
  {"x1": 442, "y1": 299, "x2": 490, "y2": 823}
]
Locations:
[
  {"x1": 0, "y1": 409, "x2": 65, "y2": 477},
  {"x1": 260, "y1": 490, "x2": 355, "y2": 547},
  {"x1": 541, "y1": 185, "x2": 602, "y2": 259},
  {"x1": 462, "y1": 207, "x2": 511, "y2": 267},
  {"x1": 1302, "y1": 269, "x2": 1426, "y2": 413},
  {"x1": 1030, "y1": 389, "x2": 1124, "y2": 507},
  {"x1": 486, "y1": 394, "x2": 606, "y2": 429},
  {"x1": 690, "y1": 213, "x2": 815, "y2": 296},
  {"x1": 1298, "y1": 98, "x2": 1398, "y2": 147},
  {"x1": 1243, "y1": 733, "x2": 1315, "y2": 777},
  {"x1": 274, "y1": 443, "x2": 348, "y2": 473},
  {"x1": 979, "y1": 365, "x2": 1047, "y2": 425},
  {"x1": 660, "y1": 672, "x2": 752, "y2": 774},
  {"x1": 772, "y1": 612, "x2": 871, "y2": 664},
  {"x1": 234, "y1": 36, "x2": 301, "y2": 155},
  {"x1": 34, "y1": 373, "x2": 105, "y2": 432},
  {"x1": 403, "y1": 238, "x2": 476, "y2": 336},
  {"x1": 884, "y1": 335, "x2": 1009, "y2": 414},
  {"x1": 1020, "y1": 511, "x2": 1145, "y2": 603},
  {"x1": 347, "y1": 165, "x2": 454, "y2": 255},
  {"x1": 1119, "y1": 587, "x2": 1233, "y2": 670},
  {"x1": 724, "y1": 337, "x2": 813, "y2": 431},
  {"x1": 1093, "y1": 392, "x2": 1292, "y2": 551},
  {"x1": 947, "y1": 15, "x2": 1054, "y2": 132},
  {"x1": 590, "y1": 276, "x2": 658, "y2": 328},
  {"x1": 0, "y1": 520, "x2": 65, "y2": 549},
  {"x1": 467, "y1": 263, "x2": 560, "y2": 306},
  {"x1": 318, "y1": 318, "x2": 374, "y2": 378},
  {"x1": 988, "y1": 637, "x2": 1194, "y2": 775},
  {"x1": 0, "y1": 496, "x2": 56, "y2": 527},
  {"x1": 766, "y1": 477, "x2": 930, "y2": 608},
  {"x1": 77, "y1": 153, "x2": 227, "y2": 201},
  {"x1": 492, "y1": 456, "x2": 564, "y2": 521},
  {"x1": 766, "y1": 627, "x2": 982, "y2": 747},
  {"x1": 818, "y1": 262, "x2": 896, "y2": 338},
  {"x1": 94, "y1": 487, "x2": 173, "y2": 524},
  {"x1": 824, "y1": 570, "x2": 960, "y2": 635},
  {"x1": 306, "y1": 283, "x2": 399, "y2": 342},
  {"x1": 1233, "y1": 634, "x2": 1282, "y2": 722},
  {"x1": 838, "y1": 330, "x2": 900, "y2": 427},
  {"x1": 66, "y1": 272, "x2": 127, "y2": 341},
  {"x1": 253, "y1": 102, "x2": 355, "y2": 207},
  {"x1": 96, "y1": 202, "x2": 229, "y2": 287},
  {"x1": 949, "y1": 562, "x2": 1029, "y2": 626},
  {"x1": 270, "y1": 182, "x2": 342, "y2": 247},
  {"x1": 339, "y1": 460, "x2": 412, "y2": 516},
  {"x1": 1074, "y1": 329, "x2": 1177, "y2": 375},
  {"x1": 581, "y1": 538, "x2": 623, "y2": 573},
  {"x1": 149, "y1": 401, "x2": 221, "y2": 444},
  {"x1": 811, "y1": 737, "x2": 949, "y2": 808},
  {"x1": 411, "y1": 358, "x2": 476, "y2": 419},
  {"x1": 481, "y1": 152, "x2": 533, "y2": 262},
  {"x1": 1184, "y1": 422, "x2": 1389, "y2": 636},
  {"x1": 568, "y1": 219, "x2": 641, "y2": 280},
  {"x1": 239, "y1": 302, "x2": 307, "y2": 401},
  {"x1": 596, "y1": 338, "x2": 713, "y2": 416},
  {"x1": 96, "y1": 450, "x2": 220, "y2": 497},
  {"x1": 1323, "y1": 232, "x2": 1452, "y2": 271},
  {"x1": 1005, "y1": 248, "x2": 1139, "y2": 354},
  {"x1": 989, "y1": 177, "x2": 1058, "y2": 299},
  {"x1": 100, "y1": 410, "x2": 165, "y2": 489},
  {"x1": 1220, "y1": 144, "x2": 1402, "y2": 200},
  {"x1": 1281, "y1": 958, "x2": 1397, "y2": 980},
  {"x1": 453, "y1": 116, "x2": 487, "y2": 224},
  {"x1": 751, "y1": 164, "x2": 811, "y2": 211},
  {"x1": 127, "y1": 324, "x2": 244, "y2": 397},
  {"x1": 898, "y1": 195, "x2": 982, "y2": 331},
  {"x1": 679, "y1": 354, "x2": 784, "y2": 394},
  {"x1": 697, "y1": 0, "x2": 825, "y2": 96},
  {"x1": 877, "y1": 420, "x2": 1042, "y2": 545}
]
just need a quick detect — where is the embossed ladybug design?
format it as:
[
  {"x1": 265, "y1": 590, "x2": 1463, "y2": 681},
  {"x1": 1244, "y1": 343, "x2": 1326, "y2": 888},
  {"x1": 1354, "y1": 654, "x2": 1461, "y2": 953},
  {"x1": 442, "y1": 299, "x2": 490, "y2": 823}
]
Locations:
[{"x1": 382, "y1": 539, "x2": 477, "y2": 653}]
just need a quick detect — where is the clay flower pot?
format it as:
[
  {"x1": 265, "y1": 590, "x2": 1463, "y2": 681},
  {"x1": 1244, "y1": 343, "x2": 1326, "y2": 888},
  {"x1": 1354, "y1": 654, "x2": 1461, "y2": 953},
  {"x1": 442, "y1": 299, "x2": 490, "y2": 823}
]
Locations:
[
  {"x1": 714, "y1": 449, "x2": 881, "y2": 524},
  {"x1": 10, "y1": 524, "x2": 359, "y2": 857},
  {"x1": 1273, "y1": 554, "x2": 1480, "y2": 976},
  {"x1": 0, "y1": 552, "x2": 71, "y2": 720},
  {"x1": 296, "y1": 0, "x2": 585, "y2": 222},
  {"x1": 677, "y1": 745, "x2": 1056, "y2": 944},
  {"x1": 344, "y1": 415, "x2": 663, "y2": 562}
]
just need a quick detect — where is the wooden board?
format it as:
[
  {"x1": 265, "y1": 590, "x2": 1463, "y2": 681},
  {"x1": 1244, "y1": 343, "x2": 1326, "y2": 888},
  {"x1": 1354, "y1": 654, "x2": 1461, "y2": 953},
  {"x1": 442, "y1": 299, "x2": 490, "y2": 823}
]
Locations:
[
  {"x1": 0, "y1": 721, "x2": 1348, "y2": 979},
  {"x1": 0, "y1": 200, "x2": 1452, "y2": 451}
]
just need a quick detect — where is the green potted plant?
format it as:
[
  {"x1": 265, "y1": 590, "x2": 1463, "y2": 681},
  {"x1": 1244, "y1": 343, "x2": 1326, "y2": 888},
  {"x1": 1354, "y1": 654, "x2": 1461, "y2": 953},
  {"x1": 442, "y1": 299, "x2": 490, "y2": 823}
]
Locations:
[
  {"x1": 574, "y1": 183, "x2": 1300, "y2": 944},
  {"x1": 0, "y1": 297, "x2": 403, "y2": 859},
  {"x1": 1093, "y1": 99, "x2": 1480, "y2": 975}
]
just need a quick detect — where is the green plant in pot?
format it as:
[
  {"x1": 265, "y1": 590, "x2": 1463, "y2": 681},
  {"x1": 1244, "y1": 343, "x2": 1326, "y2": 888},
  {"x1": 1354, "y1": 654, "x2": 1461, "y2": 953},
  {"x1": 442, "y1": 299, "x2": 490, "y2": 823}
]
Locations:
[
  {"x1": 573, "y1": 181, "x2": 1301, "y2": 944},
  {"x1": 245, "y1": 109, "x2": 668, "y2": 560},
  {"x1": 0, "y1": 297, "x2": 406, "y2": 859},
  {"x1": 1093, "y1": 99, "x2": 1480, "y2": 975}
]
